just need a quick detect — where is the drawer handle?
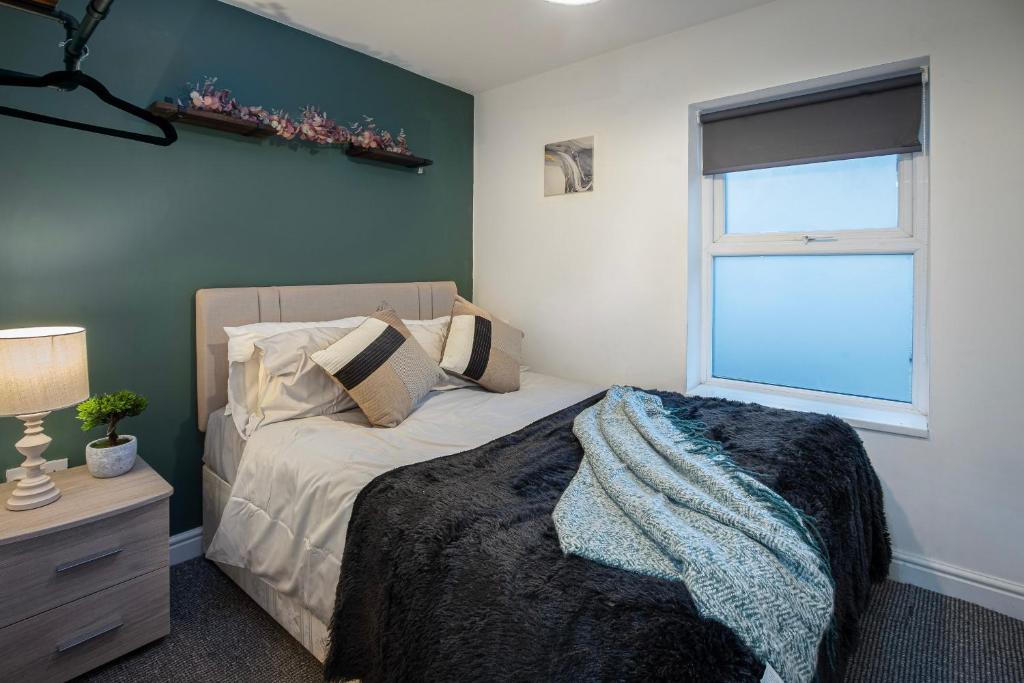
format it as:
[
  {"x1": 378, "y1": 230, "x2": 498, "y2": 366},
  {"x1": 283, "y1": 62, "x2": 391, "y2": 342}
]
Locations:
[
  {"x1": 55, "y1": 546, "x2": 124, "y2": 573},
  {"x1": 56, "y1": 620, "x2": 124, "y2": 653}
]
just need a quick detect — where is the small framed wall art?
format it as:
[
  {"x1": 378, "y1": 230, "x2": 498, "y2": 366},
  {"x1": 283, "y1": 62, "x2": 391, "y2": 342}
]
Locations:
[{"x1": 544, "y1": 136, "x2": 594, "y2": 196}]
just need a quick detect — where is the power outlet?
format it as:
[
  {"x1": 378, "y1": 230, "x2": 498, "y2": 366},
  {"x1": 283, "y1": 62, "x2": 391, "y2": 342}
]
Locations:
[{"x1": 5, "y1": 458, "x2": 69, "y2": 483}]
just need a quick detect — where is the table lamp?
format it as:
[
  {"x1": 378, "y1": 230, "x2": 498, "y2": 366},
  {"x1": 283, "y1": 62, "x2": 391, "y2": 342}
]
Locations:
[{"x1": 0, "y1": 327, "x2": 89, "y2": 511}]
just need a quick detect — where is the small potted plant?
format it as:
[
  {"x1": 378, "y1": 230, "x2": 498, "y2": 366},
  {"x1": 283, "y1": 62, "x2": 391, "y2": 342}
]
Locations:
[{"x1": 77, "y1": 390, "x2": 148, "y2": 478}]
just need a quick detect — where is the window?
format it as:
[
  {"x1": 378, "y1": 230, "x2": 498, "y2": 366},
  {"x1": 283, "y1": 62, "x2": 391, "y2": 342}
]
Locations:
[
  {"x1": 723, "y1": 156, "x2": 899, "y2": 234},
  {"x1": 689, "y1": 69, "x2": 929, "y2": 436},
  {"x1": 712, "y1": 252, "x2": 914, "y2": 403}
]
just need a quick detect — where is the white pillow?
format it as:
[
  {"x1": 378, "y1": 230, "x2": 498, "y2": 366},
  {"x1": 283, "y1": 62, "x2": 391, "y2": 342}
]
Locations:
[
  {"x1": 224, "y1": 315, "x2": 458, "y2": 437},
  {"x1": 224, "y1": 317, "x2": 365, "y2": 437},
  {"x1": 248, "y1": 327, "x2": 359, "y2": 434},
  {"x1": 404, "y1": 317, "x2": 476, "y2": 390}
]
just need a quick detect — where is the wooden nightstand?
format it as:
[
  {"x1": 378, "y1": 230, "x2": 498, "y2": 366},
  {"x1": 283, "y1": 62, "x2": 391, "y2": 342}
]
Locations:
[{"x1": 0, "y1": 458, "x2": 173, "y2": 683}]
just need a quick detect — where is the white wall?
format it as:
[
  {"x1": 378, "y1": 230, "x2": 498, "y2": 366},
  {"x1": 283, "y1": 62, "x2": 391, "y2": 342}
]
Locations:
[{"x1": 474, "y1": 0, "x2": 1024, "y2": 616}]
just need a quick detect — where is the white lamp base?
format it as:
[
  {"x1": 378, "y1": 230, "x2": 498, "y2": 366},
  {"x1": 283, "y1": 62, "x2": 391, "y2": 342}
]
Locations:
[{"x1": 6, "y1": 411, "x2": 62, "y2": 511}]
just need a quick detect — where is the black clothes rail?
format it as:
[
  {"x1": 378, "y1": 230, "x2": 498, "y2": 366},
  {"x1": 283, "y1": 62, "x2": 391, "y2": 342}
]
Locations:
[{"x1": 0, "y1": 0, "x2": 177, "y2": 146}]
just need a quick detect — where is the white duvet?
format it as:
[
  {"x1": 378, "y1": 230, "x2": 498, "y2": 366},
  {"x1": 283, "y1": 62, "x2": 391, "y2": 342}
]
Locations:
[{"x1": 206, "y1": 371, "x2": 601, "y2": 624}]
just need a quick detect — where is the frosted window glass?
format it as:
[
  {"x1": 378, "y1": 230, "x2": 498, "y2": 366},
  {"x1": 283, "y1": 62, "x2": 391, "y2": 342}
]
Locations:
[
  {"x1": 724, "y1": 156, "x2": 899, "y2": 234},
  {"x1": 712, "y1": 254, "x2": 913, "y2": 402}
]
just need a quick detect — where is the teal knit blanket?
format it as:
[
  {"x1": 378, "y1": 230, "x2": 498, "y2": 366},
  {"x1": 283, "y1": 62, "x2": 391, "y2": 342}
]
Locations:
[{"x1": 553, "y1": 386, "x2": 835, "y2": 683}]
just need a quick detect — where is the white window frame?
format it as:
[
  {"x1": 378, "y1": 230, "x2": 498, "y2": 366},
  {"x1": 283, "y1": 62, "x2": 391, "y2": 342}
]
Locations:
[{"x1": 688, "y1": 75, "x2": 930, "y2": 438}]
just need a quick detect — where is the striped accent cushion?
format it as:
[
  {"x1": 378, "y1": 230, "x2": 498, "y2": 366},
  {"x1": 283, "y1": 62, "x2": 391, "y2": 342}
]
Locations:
[
  {"x1": 440, "y1": 297, "x2": 522, "y2": 393},
  {"x1": 311, "y1": 308, "x2": 445, "y2": 427}
]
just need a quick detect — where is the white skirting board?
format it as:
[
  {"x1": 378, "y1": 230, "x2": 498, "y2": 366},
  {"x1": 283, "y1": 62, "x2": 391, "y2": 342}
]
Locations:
[
  {"x1": 169, "y1": 526, "x2": 204, "y2": 565},
  {"x1": 169, "y1": 525, "x2": 1023, "y2": 621},
  {"x1": 890, "y1": 550, "x2": 1024, "y2": 621}
]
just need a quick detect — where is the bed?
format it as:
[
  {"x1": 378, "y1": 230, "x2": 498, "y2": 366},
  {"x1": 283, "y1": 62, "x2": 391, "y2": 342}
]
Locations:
[
  {"x1": 197, "y1": 281, "x2": 600, "y2": 659},
  {"x1": 197, "y1": 281, "x2": 890, "y2": 681}
]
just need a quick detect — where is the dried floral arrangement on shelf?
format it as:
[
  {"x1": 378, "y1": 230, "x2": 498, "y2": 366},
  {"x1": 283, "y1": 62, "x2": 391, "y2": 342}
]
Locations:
[{"x1": 179, "y1": 76, "x2": 412, "y2": 154}]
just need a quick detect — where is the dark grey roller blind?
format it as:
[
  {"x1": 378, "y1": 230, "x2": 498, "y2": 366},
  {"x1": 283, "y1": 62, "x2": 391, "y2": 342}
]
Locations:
[{"x1": 701, "y1": 73, "x2": 923, "y2": 175}]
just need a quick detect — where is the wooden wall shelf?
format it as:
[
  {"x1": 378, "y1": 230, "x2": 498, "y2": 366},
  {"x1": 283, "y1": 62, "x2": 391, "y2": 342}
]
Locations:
[
  {"x1": 1, "y1": 1, "x2": 61, "y2": 15},
  {"x1": 343, "y1": 144, "x2": 433, "y2": 169},
  {"x1": 146, "y1": 101, "x2": 276, "y2": 139},
  {"x1": 147, "y1": 101, "x2": 433, "y2": 169}
]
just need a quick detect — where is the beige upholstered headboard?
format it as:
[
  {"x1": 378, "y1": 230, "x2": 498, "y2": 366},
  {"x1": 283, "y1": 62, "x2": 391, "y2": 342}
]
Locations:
[{"x1": 195, "y1": 281, "x2": 458, "y2": 431}]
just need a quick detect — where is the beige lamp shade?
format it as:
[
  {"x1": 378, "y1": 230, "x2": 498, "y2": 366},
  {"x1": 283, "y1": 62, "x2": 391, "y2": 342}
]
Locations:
[{"x1": 0, "y1": 327, "x2": 89, "y2": 417}]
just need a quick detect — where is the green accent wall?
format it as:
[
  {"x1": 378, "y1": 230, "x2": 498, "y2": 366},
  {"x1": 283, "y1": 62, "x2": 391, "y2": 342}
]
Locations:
[{"x1": 0, "y1": 0, "x2": 473, "y2": 534}]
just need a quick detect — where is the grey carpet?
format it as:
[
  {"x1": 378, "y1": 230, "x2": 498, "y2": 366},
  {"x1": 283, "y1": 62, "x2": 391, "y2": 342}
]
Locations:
[
  {"x1": 77, "y1": 558, "x2": 1024, "y2": 682},
  {"x1": 844, "y1": 578, "x2": 1024, "y2": 682},
  {"x1": 76, "y1": 559, "x2": 323, "y2": 683}
]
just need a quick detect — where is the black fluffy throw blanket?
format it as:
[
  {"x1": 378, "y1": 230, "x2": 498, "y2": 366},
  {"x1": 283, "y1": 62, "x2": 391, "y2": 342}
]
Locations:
[{"x1": 324, "y1": 391, "x2": 890, "y2": 683}]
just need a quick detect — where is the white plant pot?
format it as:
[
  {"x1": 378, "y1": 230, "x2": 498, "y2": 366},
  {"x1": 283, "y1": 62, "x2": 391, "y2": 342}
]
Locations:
[{"x1": 85, "y1": 435, "x2": 138, "y2": 478}]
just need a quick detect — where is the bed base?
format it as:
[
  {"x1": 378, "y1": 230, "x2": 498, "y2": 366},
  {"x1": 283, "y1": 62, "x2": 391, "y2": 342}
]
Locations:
[{"x1": 201, "y1": 465, "x2": 329, "y2": 662}]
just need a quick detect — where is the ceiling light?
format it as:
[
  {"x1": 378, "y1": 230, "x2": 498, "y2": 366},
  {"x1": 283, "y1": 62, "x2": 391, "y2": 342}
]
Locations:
[{"x1": 544, "y1": 0, "x2": 602, "y2": 5}]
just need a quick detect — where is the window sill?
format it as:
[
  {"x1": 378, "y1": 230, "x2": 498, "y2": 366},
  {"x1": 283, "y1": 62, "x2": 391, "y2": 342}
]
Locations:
[{"x1": 687, "y1": 382, "x2": 929, "y2": 438}]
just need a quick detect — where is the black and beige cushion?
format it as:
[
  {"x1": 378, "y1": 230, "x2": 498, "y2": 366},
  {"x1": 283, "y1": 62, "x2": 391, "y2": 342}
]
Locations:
[
  {"x1": 440, "y1": 297, "x2": 522, "y2": 393},
  {"x1": 311, "y1": 308, "x2": 445, "y2": 427}
]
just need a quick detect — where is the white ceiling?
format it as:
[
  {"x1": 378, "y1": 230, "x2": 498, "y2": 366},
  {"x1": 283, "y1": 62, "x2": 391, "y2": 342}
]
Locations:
[{"x1": 220, "y1": 0, "x2": 774, "y2": 94}]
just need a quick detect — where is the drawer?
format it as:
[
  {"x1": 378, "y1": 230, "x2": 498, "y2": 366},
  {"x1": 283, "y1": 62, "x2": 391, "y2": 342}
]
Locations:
[
  {"x1": 0, "y1": 567, "x2": 169, "y2": 683},
  {"x1": 0, "y1": 499, "x2": 168, "y2": 628}
]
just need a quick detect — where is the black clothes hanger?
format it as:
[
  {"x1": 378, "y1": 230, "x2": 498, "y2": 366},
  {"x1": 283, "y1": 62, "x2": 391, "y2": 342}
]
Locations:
[
  {"x1": 0, "y1": 0, "x2": 177, "y2": 146},
  {"x1": 0, "y1": 68, "x2": 177, "y2": 146}
]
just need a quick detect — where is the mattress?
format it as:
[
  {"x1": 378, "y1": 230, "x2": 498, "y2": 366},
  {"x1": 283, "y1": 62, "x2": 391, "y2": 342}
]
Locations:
[
  {"x1": 203, "y1": 407, "x2": 248, "y2": 485},
  {"x1": 205, "y1": 371, "x2": 601, "y2": 624},
  {"x1": 202, "y1": 388, "x2": 470, "y2": 484}
]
